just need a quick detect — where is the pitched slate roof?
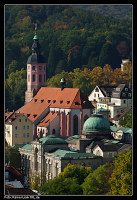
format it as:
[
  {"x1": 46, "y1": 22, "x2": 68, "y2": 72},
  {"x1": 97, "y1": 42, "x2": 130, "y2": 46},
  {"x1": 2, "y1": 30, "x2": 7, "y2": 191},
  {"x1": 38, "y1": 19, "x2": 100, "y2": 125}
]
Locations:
[
  {"x1": 111, "y1": 84, "x2": 132, "y2": 99},
  {"x1": 99, "y1": 86, "x2": 116, "y2": 97},
  {"x1": 94, "y1": 142, "x2": 125, "y2": 152}
]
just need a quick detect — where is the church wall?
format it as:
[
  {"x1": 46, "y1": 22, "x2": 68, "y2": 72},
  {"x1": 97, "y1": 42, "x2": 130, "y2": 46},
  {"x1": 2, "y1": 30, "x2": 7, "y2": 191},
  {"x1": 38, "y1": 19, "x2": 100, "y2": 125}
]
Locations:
[
  {"x1": 71, "y1": 109, "x2": 80, "y2": 136},
  {"x1": 49, "y1": 114, "x2": 60, "y2": 136}
]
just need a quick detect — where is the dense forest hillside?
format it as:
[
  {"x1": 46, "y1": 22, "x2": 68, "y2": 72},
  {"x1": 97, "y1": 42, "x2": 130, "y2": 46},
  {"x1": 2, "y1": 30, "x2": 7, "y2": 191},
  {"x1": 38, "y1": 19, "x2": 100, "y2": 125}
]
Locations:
[
  {"x1": 5, "y1": 5, "x2": 132, "y2": 111},
  {"x1": 75, "y1": 5, "x2": 132, "y2": 21}
]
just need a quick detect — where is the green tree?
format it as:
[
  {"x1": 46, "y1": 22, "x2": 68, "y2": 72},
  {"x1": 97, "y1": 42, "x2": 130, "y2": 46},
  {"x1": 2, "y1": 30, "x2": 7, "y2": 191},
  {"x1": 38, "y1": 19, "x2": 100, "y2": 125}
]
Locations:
[
  {"x1": 39, "y1": 176, "x2": 82, "y2": 195},
  {"x1": 5, "y1": 146, "x2": 21, "y2": 169},
  {"x1": 29, "y1": 172, "x2": 42, "y2": 190},
  {"x1": 82, "y1": 162, "x2": 113, "y2": 195},
  {"x1": 99, "y1": 42, "x2": 121, "y2": 68},
  {"x1": 109, "y1": 150, "x2": 132, "y2": 195},
  {"x1": 5, "y1": 68, "x2": 27, "y2": 110},
  {"x1": 119, "y1": 109, "x2": 132, "y2": 128},
  {"x1": 59, "y1": 163, "x2": 92, "y2": 185},
  {"x1": 55, "y1": 59, "x2": 67, "y2": 75},
  {"x1": 8, "y1": 60, "x2": 19, "y2": 75},
  {"x1": 47, "y1": 45, "x2": 58, "y2": 78},
  {"x1": 46, "y1": 71, "x2": 73, "y2": 88}
]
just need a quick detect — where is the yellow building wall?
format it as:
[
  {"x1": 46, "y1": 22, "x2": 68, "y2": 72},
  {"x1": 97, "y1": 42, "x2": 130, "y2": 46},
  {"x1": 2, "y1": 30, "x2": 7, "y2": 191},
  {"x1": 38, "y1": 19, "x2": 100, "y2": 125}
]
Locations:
[
  {"x1": 12, "y1": 115, "x2": 33, "y2": 146},
  {"x1": 5, "y1": 114, "x2": 33, "y2": 146}
]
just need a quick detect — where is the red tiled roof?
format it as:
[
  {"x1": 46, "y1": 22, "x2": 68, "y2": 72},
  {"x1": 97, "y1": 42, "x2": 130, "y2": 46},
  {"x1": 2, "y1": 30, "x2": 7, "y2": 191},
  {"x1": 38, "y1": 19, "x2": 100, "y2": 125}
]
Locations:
[
  {"x1": 38, "y1": 112, "x2": 57, "y2": 127},
  {"x1": 5, "y1": 166, "x2": 24, "y2": 185},
  {"x1": 16, "y1": 101, "x2": 49, "y2": 122},
  {"x1": 5, "y1": 111, "x2": 14, "y2": 121},
  {"x1": 16, "y1": 87, "x2": 93, "y2": 123},
  {"x1": 5, "y1": 185, "x2": 37, "y2": 195}
]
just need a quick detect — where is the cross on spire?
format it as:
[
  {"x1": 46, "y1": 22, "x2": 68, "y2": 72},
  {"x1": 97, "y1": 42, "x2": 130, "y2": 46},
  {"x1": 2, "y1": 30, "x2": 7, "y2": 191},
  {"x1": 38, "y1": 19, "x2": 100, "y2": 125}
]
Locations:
[{"x1": 35, "y1": 23, "x2": 37, "y2": 35}]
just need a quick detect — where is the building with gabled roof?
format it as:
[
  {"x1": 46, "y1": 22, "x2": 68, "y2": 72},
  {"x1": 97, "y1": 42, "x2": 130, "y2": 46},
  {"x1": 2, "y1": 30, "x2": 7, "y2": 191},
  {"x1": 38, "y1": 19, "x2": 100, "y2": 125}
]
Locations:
[
  {"x1": 16, "y1": 87, "x2": 94, "y2": 139},
  {"x1": 5, "y1": 112, "x2": 33, "y2": 146},
  {"x1": 88, "y1": 85, "x2": 116, "y2": 102},
  {"x1": 11, "y1": 27, "x2": 94, "y2": 140}
]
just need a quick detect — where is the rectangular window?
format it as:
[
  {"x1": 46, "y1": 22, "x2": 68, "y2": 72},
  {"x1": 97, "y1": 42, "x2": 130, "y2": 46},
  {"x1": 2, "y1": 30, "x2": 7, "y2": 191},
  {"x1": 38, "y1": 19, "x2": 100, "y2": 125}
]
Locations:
[
  {"x1": 27, "y1": 133, "x2": 29, "y2": 138},
  {"x1": 32, "y1": 74, "x2": 35, "y2": 82},
  {"x1": 15, "y1": 134, "x2": 18, "y2": 138},
  {"x1": 44, "y1": 74, "x2": 45, "y2": 82},
  {"x1": 94, "y1": 93, "x2": 96, "y2": 97},
  {"x1": 39, "y1": 66, "x2": 42, "y2": 70},
  {"x1": 39, "y1": 74, "x2": 42, "y2": 82},
  {"x1": 25, "y1": 119, "x2": 27, "y2": 122},
  {"x1": 15, "y1": 126, "x2": 17, "y2": 130},
  {"x1": 19, "y1": 119, "x2": 21, "y2": 122},
  {"x1": 27, "y1": 125, "x2": 29, "y2": 129},
  {"x1": 23, "y1": 133, "x2": 25, "y2": 138},
  {"x1": 124, "y1": 100, "x2": 126, "y2": 104},
  {"x1": 23, "y1": 126, "x2": 25, "y2": 130},
  {"x1": 116, "y1": 88, "x2": 120, "y2": 91},
  {"x1": 113, "y1": 93, "x2": 119, "y2": 97}
]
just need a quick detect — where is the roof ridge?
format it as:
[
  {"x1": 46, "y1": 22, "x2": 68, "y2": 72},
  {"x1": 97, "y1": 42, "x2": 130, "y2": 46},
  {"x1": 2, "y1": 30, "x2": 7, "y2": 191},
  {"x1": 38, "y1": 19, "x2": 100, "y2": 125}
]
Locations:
[{"x1": 70, "y1": 89, "x2": 80, "y2": 108}]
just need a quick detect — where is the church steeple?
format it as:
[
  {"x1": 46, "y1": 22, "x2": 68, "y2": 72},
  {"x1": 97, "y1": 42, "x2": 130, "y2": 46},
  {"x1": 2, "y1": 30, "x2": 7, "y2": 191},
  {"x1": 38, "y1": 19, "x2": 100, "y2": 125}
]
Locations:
[
  {"x1": 25, "y1": 24, "x2": 47, "y2": 104},
  {"x1": 27, "y1": 24, "x2": 44, "y2": 64}
]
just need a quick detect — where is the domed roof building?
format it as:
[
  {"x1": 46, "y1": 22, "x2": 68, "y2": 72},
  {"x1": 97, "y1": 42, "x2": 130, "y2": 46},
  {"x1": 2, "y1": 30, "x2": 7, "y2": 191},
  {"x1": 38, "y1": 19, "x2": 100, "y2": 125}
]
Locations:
[
  {"x1": 82, "y1": 114, "x2": 112, "y2": 139},
  {"x1": 39, "y1": 135, "x2": 67, "y2": 145}
]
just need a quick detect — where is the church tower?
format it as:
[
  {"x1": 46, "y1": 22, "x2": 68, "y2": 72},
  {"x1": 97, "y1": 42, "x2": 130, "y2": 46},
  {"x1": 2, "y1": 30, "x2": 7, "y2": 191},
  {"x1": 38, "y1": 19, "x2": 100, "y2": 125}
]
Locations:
[{"x1": 25, "y1": 25, "x2": 47, "y2": 104}]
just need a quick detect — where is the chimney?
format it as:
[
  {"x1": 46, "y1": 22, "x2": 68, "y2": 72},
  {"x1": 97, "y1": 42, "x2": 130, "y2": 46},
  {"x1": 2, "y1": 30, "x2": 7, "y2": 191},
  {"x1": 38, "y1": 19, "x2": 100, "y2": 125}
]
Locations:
[{"x1": 60, "y1": 78, "x2": 66, "y2": 91}]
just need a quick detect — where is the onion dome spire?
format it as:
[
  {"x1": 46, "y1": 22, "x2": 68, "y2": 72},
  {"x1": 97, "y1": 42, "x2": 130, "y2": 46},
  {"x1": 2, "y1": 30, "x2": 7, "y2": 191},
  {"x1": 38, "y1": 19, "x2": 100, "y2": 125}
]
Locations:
[{"x1": 27, "y1": 24, "x2": 45, "y2": 63}]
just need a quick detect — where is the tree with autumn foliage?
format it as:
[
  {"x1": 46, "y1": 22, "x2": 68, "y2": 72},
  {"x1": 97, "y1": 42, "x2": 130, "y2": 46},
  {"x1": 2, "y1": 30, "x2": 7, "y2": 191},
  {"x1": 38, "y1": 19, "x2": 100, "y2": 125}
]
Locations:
[
  {"x1": 108, "y1": 150, "x2": 132, "y2": 195},
  {"x1": 90, "y1": 66, "x2": 103, "y2": 87},
  {"x1": 122, "y1": 60, "x2": 132, "y2": 87}
]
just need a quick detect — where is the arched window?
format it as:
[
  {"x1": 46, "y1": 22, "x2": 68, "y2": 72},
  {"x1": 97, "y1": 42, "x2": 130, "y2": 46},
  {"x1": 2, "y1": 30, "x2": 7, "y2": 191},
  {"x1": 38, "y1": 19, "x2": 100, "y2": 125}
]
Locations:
[
  {"x1": 52, "y1": 129, "x2": 56, "y2": 135},
  {"x1": 84, "y1": 114, "x2": 89, "y2": 122},
  {"x1": 73, "y1": 115, "x2": 78, "y2": 135},
  {"x1": 39, "y1": 74, "x2": 42, "y2": 82}
]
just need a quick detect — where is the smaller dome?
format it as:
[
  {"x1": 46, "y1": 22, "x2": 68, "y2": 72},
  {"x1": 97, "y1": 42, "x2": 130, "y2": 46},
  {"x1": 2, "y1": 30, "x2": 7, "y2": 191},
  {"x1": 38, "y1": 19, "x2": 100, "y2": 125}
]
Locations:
[
  {"x1": 33, "y1": 35, "x2": 39, "y2": 40},
  {"x1": 60, "y1": 78, "x2": 65, "y2": 83},
  {"x1": 83, "y1": 114, "x2": 110, "y2": 133},
  {"x1": 39, "y1": 135, "x2": 67, "y2": 145}
]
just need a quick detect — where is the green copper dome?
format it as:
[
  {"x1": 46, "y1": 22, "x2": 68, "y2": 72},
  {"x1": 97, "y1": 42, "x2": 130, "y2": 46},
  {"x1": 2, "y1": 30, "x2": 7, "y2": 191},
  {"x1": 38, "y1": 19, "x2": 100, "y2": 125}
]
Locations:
[
  {"x1": 33, "y1": 35, "x2": 39, "y2": 40},
  {"x1": 39, "y1": 135, "x2": 67, "y2": 145},
  {"x1": 82, "y1": 114, "x2": 110, "y2": 133}
]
